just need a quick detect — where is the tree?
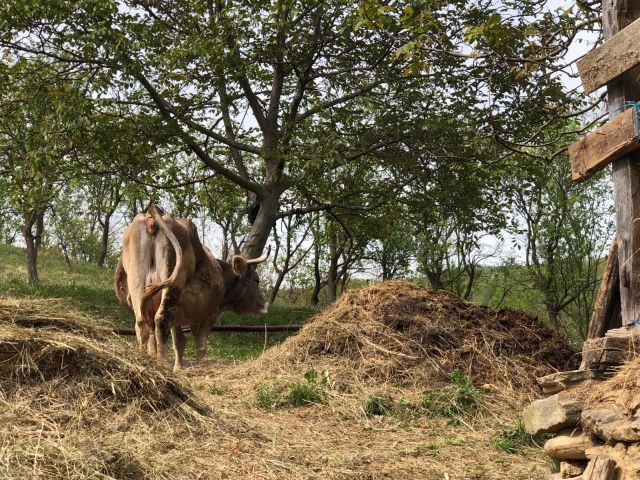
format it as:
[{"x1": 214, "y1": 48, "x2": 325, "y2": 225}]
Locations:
[
  {"x1": 0, "y1": 60, "x2": 87, "y2": 282},
  {"x1": 269, "y1": 212, "x2": 313, "y2": 304},
  {"x1": 508, "y1": 154, "x2": 613, "y2": 336},
  {"x1": 0, "y1": 0, "x2": 593, "y2": 261}
]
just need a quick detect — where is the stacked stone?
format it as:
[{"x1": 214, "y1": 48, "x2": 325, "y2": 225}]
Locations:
[{"x1": 522, "y1": 326, "x2": 640, "y2": 480}]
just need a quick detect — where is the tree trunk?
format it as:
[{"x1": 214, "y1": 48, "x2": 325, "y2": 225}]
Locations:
[
  {"x1": 269, "y1": 271, "x2": 286, "y2": 305},
  {"x1": 327, "y1": 253, "x2": 339, "y2": 304},
  {"x1": 97, "y1": 212, "x2": 112, "y2": 268},
  {"x1": 21, "y1": 213, "x2": 39, "y2": 283},
  {"x1": 381, "y1": 247, "x2": 391, "y2": 280},
  {"x1": 310, "y1": 242, "x2": 324, "y2": 306},
  {"x1": 221, "y1": 222, "x2": 230, "y2": 261},
  {"x1": 426, "y1": 271, "x2": 444, "y2": 290},
  {"x1": 59, "y1": 239, "x2": 73, "y2": 272},
  {"x1": 546, "y1": 303, "x2": 561, "y2": 329},
  {"x1": 241, "y1": 192, "x2": 279, "y2": 258},
  {"x1": 34, "y1": 210, "x2": 44, "y2": 251}
]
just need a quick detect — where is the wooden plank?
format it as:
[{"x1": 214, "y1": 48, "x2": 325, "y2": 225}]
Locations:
[
  {"x1": 587, "y1": 237, "x2": 621, "y2": 339},
  {"x1": 583, "y1": 456, "x2": 617, "y2": 480},
  {"x1": 578, "y1": 16, "x2": 640, "y2": 94},
  {"x1": 605, "y1": 0, "x2": 640, "y2": 327},
  {"x1": 569, "y1": 108, "x2": 639, "y2": 181}
]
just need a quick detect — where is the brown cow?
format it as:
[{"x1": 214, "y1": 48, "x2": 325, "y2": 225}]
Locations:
[{"x1": 115, "y1": 203, "x2": 268, "y2": 369}]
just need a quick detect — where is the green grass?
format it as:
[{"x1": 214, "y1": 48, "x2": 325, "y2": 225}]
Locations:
[
  {"x1": 492, "y1": 422, "x2": 536, "y2": 455},
  {"x1": 423, "y1": 435, "x2": 466, "y2": 453},
  {"x1": 0, "y1": 243, "x2": 315, "y2": 360},
  {"x1": 421, "y1": 370, "x2": 485, "y2": 424},
  {"x1": 362, "y1": 394, "x2": 394, "y2": 417},
  {"x1": 256, "y1": 368, "x2": 331, "y2": 408}
]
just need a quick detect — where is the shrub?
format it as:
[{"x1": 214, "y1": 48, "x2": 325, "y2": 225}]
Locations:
[{"x1": 256, "y1": 385, "x2": 284, "y2": 408}]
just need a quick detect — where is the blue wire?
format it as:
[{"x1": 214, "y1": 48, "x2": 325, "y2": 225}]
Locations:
[{"x1": 610, "y1": 101, "x2": 640, "y2": 137}]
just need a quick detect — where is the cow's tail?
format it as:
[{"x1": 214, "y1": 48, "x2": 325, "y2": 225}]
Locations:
[{"x1": 140, "y1": 204, "x2": 183, "y2": 325}]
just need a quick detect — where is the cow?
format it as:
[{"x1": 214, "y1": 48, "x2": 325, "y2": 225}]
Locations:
[{"x1": 114, "y1": 203, "x2": 268, "y2": 370}]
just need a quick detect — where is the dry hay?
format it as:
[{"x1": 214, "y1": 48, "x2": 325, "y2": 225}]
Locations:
[
  {"x1": 248, "y1": 281, "x2": 576, "y2": 393},
  {"x1": 0, "y1": 297, "x2": 264, "y2": 480},
  {"x1": 0, "y1": 290, "x2": 563, "y2": 480},
  {"x1": 580, "y1": 356, "x2": 640, "y2": 411}
]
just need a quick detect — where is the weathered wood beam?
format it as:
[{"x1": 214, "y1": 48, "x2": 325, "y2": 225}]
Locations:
[
  {"x1": 568, "y1": 109, "x2": 639, "y2": 182},
  {"x1": 604, "y1": 0, "x2": 640, "y2": 326},
  {"x1": 578, "y1": 16, "x2": 640, "y2": 94},
  {"x1": 583, "y1": 456, "x2": 618, "y2": 480},
  {"x1": 587, "y1": 237, "x2": 621, "y2": 339}
]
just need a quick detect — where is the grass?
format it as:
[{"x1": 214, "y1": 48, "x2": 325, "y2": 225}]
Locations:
[
  {"x1": 362, "y1": 394, "x2": 394, "y2": 417},
  {"x1": 423, "y1": 435, "x2": 466, "y2": 453},
  {"x1": 0, "y1": 243, "x2": 315, "y2": 360},
  {"x1": 492, "y1": 422, "x2": 536, "y2": 455},
  {"x1": 256, "y1": 368, "x2": 330, "y2": 408},
  {"x1": 421, "y1": 370, "x2": 485, "y2": 424}
]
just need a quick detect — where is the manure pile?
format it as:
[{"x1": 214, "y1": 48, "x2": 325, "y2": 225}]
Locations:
[{"x1": 259, "y1": 281, "x2": 577, "y2": 390}]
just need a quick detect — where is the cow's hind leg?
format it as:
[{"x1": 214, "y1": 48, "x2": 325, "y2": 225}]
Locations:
[
  {"x1": 146, "y1": 329, "x2": 157, "y2": 357},
  {"x1": 171, "y1": 326, "x2": 186, "y2": 371},
  {"x1": 190, "y1": 323, "x2": 206, "y2": 363},
  {"x1": 154, "y1": 285, "x2": 180, "y2": 363},
  {"x1": 193, "y1": 316, "x2": 216, "y2": 363}
]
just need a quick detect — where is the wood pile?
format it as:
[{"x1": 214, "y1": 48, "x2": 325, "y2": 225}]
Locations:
[{"x1": 522, "y1": 325, "x2": 640, "y2": 480}]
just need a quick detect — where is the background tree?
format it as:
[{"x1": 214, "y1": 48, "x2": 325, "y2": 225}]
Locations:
[
  {"x1": 0, "y1": 60, "x2": 89, "y2": 281},
  {"x1": 0, "y1": 0, "x2": 597, "y2": 260},
  {"x1": 507, "y1": 154, "x2": 613, "y2": 337}
]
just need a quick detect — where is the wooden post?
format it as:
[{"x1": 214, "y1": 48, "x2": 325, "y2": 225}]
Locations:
[
  {"x1": 604, "y1": 0, "x2": 640, "y2": 326},
  {"x1": 587, "y1": 237, "x2": 621, "y2": 339}
]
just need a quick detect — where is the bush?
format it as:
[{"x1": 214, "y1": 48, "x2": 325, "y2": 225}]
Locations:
[{"x1": 421, "y1": 370, "x2": 484, "y2": 424}]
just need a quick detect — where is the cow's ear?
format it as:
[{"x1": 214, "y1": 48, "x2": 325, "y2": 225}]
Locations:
[{"x1": 232, "y1": 256, "x2": 248, "y2": 276}]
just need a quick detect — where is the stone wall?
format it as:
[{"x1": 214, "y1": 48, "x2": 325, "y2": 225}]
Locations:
[{"x1": 522, "y1": 326, "x2": 640, "y2": 479}]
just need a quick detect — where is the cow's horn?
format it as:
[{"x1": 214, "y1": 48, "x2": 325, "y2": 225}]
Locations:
[{"x1": 246, "y1": 245, "x2": 271, "y2": 265}]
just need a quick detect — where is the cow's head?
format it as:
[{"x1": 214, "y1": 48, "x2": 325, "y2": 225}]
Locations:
[{"x1": 220, "y1": 249, "x2": 270, "y2": 315}]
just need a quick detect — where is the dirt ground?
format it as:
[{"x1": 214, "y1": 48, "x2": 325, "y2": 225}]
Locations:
[{"x1": 178, "y1": 358, "x2": 551, "y2": 480}]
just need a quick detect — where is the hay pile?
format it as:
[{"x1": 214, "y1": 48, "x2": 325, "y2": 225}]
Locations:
[
  {"x1": 0, "y1": 297, "x2": 253, "y2": 479},
  {"x1": 257, "y1": 281, "x2": 576, "y2": 390}
]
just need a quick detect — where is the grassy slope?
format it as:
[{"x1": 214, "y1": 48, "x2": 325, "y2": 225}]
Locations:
[{"x1": 0, "y1": 243, "x2": 315, "y2": 360}]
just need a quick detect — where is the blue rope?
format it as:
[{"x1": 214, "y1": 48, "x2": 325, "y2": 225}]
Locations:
[{"x1": 610, "y1": 101, "x2": 640, "y2": 137}]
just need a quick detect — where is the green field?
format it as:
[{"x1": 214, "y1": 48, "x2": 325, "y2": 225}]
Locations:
[{"x1": 0, "y1": 243, "x2": 315, "y2": 360}]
